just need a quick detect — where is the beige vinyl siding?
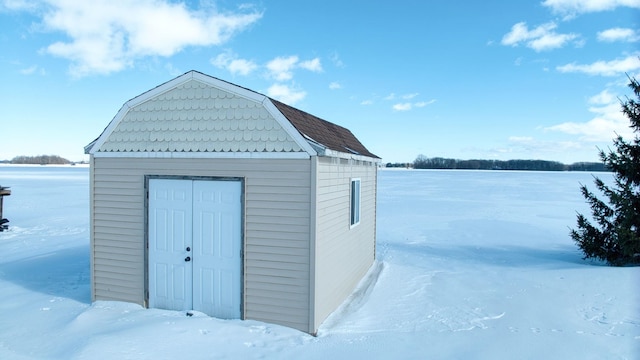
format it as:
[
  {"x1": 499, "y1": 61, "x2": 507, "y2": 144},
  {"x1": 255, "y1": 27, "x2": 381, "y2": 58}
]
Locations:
[
  {"x1": 89, "y1": 158, "x2": 96, "y2": 302},
  {"x1": 312, "y1": 156, "x2": 377, "y2": 331},
  {"x1": 90, "y1": 156, "x2": 312, "y2": 332}
]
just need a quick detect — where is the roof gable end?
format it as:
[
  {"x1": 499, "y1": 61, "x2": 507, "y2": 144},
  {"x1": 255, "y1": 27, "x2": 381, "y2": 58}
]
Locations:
[
  {"x1": 86, "y1": 71, "x2": 317, "y2": 157},
  {"x1": 85, "y1": 70, "x2": 378, "y2": 161}
]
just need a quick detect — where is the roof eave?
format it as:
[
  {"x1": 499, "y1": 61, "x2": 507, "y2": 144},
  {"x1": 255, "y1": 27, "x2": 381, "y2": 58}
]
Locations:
[
  {"x1": 84, "y1": 139, "x2": 97, "y2": 154},
  {"x1": 320, "y1": 148, "x2": 382, "y2": 163},
  {"x1": 89, "y1": 151, "x2": 312, "y2": 159}
]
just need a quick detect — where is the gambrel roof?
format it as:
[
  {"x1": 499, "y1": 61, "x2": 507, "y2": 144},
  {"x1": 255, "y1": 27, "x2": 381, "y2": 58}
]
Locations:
[
  {"x1": 85, "y1": 71, "x2": 379, "y2": 160},
  {"x1": 271, "y1": 99, "x2": 378, "y2": 159}
]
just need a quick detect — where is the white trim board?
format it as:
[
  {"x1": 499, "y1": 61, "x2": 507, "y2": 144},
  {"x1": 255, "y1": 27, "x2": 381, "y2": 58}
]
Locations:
[{"x1": 92, "y1": 151, "x2": 311, "y2": 159}]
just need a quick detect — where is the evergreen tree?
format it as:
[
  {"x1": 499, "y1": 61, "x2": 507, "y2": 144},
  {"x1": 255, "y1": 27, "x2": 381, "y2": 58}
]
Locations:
[{"x1": 571, "y1": 76, "x2": 640, "y2": 266}]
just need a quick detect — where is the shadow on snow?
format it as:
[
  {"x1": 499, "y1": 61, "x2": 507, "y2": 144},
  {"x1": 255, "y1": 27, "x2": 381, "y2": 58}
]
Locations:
[
  {"x1": 384, "y1": 241, "x2": 595, "y2": 269},
  {"x1": 0, "y1": 245, "x2": 91, "y2": 303}
]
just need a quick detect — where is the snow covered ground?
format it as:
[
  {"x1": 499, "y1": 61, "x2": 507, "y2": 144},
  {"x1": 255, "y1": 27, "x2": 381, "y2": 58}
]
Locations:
[{"x1": 0, "y1": 166, "x2": 637, "y2": 359}]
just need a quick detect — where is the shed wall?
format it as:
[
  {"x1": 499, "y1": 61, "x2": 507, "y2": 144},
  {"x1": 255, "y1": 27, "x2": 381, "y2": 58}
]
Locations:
[
  {"x1": 312, "y1": 156, "x2": 377, "y2": 331},
  {"x1": 90, "y1": 156, "x2": 312, "y2": 331}
]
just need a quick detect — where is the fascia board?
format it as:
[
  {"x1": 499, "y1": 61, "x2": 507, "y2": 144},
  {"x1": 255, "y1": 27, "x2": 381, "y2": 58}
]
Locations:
[
  {"x1": 322, "y1": 149, "x2": 382, "y2": 163},
  {"x1": 86, "y1": 103, "x2": 132, "y2": 155},
  {"x1": 126, "y1": 72, "x2": 193, "y2": 108},
  {"x1": 262, "y1": 98, "x2": 318, "y2": 157},
  {"x1": 92, "y1": 151, "x2": 311, "y2": 159},
  {"x1": 191, "y1": 71, "x2": 266, "y2": 103},
  {"x1": 84, "y1": 139, "x2": 97, "y2": 154}
]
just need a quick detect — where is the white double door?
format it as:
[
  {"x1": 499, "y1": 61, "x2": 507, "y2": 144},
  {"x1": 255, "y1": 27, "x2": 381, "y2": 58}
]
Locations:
[{"x1": 148, "y1": 178, "x2": 241, "y2": 319}]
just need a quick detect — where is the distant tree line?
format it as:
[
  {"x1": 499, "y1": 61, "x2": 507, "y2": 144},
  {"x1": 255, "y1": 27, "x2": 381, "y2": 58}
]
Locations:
[
  {"x1": 411, "y1": 155, "x2": 608, "y2": 172},
  {"x1": 10, "y1": 155, "x2": 71, "y2": 165}
]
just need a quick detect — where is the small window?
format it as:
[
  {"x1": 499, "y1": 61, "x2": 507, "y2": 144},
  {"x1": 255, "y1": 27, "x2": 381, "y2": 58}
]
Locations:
[{"x1": 350, "y1": 179, "x2": 361, "y2": 227}]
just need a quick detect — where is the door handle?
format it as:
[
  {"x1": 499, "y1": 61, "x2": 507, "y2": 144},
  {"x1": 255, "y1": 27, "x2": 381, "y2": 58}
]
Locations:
[
  {"x1": 186, "y1": 247, "x2": 190, "y2": 252},
  {"x1": 185, "y1": 256, "x2": 191, "y2": 262}
]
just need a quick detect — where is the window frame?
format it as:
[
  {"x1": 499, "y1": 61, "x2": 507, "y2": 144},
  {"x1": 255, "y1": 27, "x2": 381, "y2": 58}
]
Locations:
[{"x1": 350, "y1": 178, "x2": 361, "y2": 228}]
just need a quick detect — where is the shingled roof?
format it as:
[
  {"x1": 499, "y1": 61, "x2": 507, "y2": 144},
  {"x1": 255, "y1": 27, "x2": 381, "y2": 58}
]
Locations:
[
  {"x1": 85, "y1": 71, "x2": 379, "y2": 160},
  {"x1": 270, "y1": 98, "x2": 379, "y2": 159}
]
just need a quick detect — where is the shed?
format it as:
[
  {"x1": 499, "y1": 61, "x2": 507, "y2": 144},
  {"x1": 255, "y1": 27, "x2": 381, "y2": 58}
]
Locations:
[{"x1": 84, "y1": 70, "x2": 380, "y2": 334}]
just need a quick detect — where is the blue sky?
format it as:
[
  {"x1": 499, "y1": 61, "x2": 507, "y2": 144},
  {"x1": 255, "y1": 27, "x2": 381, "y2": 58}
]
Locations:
[{"x1": 1, "y1": 0, "x2": 638, "y2": 163}]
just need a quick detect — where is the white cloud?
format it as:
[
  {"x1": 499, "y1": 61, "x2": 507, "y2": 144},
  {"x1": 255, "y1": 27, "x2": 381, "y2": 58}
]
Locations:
[
  {"x1": 266, "y1": 56, "x2": 299, "y2": 81},
  {"x1": 557, "y1": 54, "x2": 640, "y2": 76},
  {"x1": 505, "y1": 136, "x2": 582, "y2": 155},
  {"x1": 266, "y1": 55, "x2": 321, "y2": 81},
  {"x1": 388, "y1": 93, "x2": 434, "y2": 110},
  {"x1": 10, "y1": 0, "x2": 262, "y2": 77},
  {"x1": 414, "y1": 99, "x2": 436, "y2": 107},
  {"x1": 501, "y1": 22, "x2": 579, "y2": 51},
  {"x1": 164, "y1": 63, "x2": 183, "y2": 77},
  {"x1": 546, "y1": 87, "x2": 633, "y2": 141},
  {"x1": 393, "y1": 103, "x2": 412, "y2": 111},
  {"x1": 299, "y1": 58, "x2": 322, "y2": 72},
  {"x1": 1, "y1": 0, "x2": 37, "y2": 11},
  {"x1": 529, "y1": 32, "x2": 578, "y2": 51},
  {"x1": 213, "y1": 52, "x2": 321, "y2": 79},
  {"x1": 360, "y1": 99, "x2": 373, "y2": 105},
  {"x1": 211, "y1": 52, "x2": 234, "y2": 69},
  {"x1": 227, "y1": 59, "x2": 258, "y2": 76},
  {"x1": 509, "y1": 136, "x2": 535, "y2": 143},
  {"x1": 211, "y1": 51, "x2": 257, "y2": 76},
  {"x1": 266, "y1": 83, "x2": 306, "y2": 105},
  {"x1": 588, "y1": 89, "x2": 616, "y2": 105},
  {"x1": 213, "y1": 53, "x2": 323, "y2": 99},
  {"x1": 330, "y1": 52, "x2": 344, "y2": 68},
  {"x1": 19, "y1": 65, "x2": 45, "y2": 75},
  {"x1": 597, "y1": 27, "x2": 639, "y2": 42},
  {"x1": 502, "y1": 22, "x2": 556, "y2": 45},
  {"x1": 546, "y1": 115, "x2": 626, "y2": 141},
  {"x1": 542, "y1": 0, "x2": 640, "y2": 16},
  {"x1": 329, "y1": 82, "x2": 342, "y2": 90}
]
